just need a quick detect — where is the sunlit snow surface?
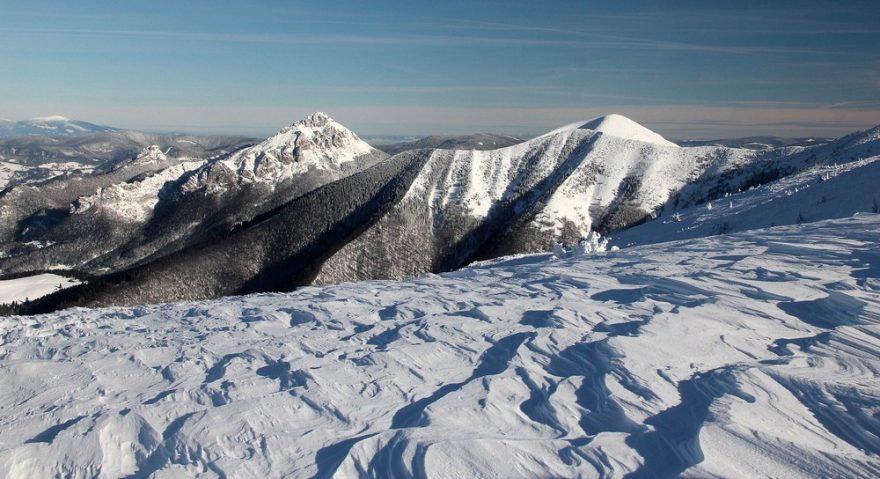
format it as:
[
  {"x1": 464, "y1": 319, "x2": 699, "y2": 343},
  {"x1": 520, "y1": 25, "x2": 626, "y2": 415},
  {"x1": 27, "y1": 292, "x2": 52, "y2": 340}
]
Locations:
[
  {"x1": 1, "y1": 215, "x2": 879, "y2": 478},
  {"x1": 0, "y1": 273, "x2": 80, "y2": 304}
]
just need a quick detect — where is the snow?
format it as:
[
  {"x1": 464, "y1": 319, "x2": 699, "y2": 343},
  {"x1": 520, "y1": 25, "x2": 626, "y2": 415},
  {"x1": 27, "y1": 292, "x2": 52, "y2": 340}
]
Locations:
[
  {"x1": 404, "y1": 127, "x2": 580, "y2": 221},
  {"x1": 0, "y1": 273, "x2": 79, "y2": 304},
  {"x1": 1, "y1": 215, "x2": 878, "y2": 477},
  {"x1": 542, "y1": 113, "x2": 678, "y2": 147}
]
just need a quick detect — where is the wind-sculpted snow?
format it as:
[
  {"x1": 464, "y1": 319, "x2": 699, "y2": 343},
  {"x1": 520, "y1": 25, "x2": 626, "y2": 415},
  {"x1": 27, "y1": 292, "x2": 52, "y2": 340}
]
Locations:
[{"x1": 1, "y1": 215, "x2": 878, "y2": 478}]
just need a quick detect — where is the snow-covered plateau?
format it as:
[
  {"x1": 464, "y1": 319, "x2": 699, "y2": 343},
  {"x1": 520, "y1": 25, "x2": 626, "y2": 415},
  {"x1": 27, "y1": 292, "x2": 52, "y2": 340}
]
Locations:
[{"x1": 1, "y1": 215, "x2": 878, "y2": 478}]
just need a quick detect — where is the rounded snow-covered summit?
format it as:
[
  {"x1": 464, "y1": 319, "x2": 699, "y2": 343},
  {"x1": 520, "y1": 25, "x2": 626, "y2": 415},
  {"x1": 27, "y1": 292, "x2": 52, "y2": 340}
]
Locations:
[
  {"x1": 546, "y1": 113, "x2": 677, "y2": 147},
  {"x1": 29, "y1": 115, "x2": 71, "y2": 122}
]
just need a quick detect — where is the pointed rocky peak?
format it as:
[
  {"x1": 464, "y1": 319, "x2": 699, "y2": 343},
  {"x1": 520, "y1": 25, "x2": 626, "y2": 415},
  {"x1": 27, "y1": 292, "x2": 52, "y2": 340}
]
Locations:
[
  {"x1": 267, "y1": 112, "x2": 373, "y2": 156},
  {"x1": 290, "y1": 111, "x2": 333, "y2": 129},
  {"x1": 182, "y1": 112, "x2": 380, "y2": 193}
]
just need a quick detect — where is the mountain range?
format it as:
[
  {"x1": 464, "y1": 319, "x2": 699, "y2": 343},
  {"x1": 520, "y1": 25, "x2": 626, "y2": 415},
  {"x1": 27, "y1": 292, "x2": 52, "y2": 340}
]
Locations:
[{"x1": 1, "y1": 112, "x2": 877, "y2": 314}]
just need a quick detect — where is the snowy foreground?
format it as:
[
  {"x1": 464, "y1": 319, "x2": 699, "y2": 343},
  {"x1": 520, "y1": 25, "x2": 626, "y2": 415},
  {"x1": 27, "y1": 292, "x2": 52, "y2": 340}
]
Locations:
[{"x1": 1, "y1": 216, "x2": 879, "y2": 478}]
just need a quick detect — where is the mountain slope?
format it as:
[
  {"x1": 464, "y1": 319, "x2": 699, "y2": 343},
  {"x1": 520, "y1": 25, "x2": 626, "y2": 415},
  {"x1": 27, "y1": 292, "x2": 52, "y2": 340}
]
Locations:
[
  {"x1": 0, "y1": 145, "x2": 194, "y2": 244},
  {"x1": 1, "y1": 215, "x2": 878, "y2": 478},
  {"x1": 23, "y1": 152, "x2": 422, "y2": 310}
]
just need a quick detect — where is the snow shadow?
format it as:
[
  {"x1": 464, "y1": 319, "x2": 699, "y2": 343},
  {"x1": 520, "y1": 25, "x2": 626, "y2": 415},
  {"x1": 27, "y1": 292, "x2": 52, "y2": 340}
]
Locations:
[
  {"x1": 773, "y1": 376, "x2": 880, "y2": 456},
  {"x1": 625, "y1": 367, "x2": 755, "y2": 478},
  {"x1": 24, "y1": 415, "x2": 88, "y2": 444},
  {"x1": 777, "y1": 291, "x2": 867, "y2": 329}
]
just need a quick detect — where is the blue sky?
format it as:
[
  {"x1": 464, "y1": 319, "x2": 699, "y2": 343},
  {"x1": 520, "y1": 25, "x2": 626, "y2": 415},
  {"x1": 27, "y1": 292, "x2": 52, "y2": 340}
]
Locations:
[{"x1": 1, "y1": 0, "x2": 878, "y2": 138}]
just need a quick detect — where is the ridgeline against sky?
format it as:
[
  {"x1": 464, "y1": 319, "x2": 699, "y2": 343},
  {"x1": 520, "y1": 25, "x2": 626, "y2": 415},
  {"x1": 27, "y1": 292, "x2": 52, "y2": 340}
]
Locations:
[{"x1": 1, "y1": 0, "x2": 878, "y2": 138}]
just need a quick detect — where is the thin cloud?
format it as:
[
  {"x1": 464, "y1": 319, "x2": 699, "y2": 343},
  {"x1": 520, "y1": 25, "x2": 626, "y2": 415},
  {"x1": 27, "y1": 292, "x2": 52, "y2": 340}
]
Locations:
[
  {"x1": 435, "y1": 18, "x2": 859, "y2": 56},
  {"x1": 0, "y1": 26, "x2": 855, "y2": 56}
]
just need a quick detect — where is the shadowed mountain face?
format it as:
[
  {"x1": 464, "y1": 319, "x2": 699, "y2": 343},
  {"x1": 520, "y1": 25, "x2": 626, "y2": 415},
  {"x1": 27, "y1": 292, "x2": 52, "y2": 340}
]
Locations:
[{"x1": 4, "y1": 113, "x2": 879, "y2": 313}]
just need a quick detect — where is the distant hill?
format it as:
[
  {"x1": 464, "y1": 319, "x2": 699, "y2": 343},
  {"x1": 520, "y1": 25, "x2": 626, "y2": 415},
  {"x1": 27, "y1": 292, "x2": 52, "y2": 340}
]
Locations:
[
  {"x1": 0, "y1": 129, "x2": 257, "y2": 191},
  {"x1": 677, "y1": 135, "x2": 832, "y2": 150},
  {"x1": 0, "y1": 115, "x2": 118, "y2": 138},
  {"x1": 0, "y1": 130, "x2": 257, "y2": 168},
  {"x1": 376, "y1": 132, "x2": 523, "y2": 155}
]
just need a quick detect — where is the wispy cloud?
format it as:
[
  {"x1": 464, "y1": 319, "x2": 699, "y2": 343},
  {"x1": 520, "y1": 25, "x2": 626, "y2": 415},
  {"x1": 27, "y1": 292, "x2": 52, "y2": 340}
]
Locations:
[
  {"x1": 0, "y1": 26, "x2": 856, "y2": 57},
  {"x1": 426, "y1": 18, "x2": 864, "y2": 56}
]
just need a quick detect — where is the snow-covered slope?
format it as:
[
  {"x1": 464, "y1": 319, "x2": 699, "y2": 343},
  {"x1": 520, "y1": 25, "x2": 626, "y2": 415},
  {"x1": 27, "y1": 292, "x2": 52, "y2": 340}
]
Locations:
[
  {"x1": 612, "y1": 154, "x2": 880, "y2": 248},
  {"x1": 0, "y1": 159, "x2": 96, "y2": 191},
  {"x1": 0, "y1": 161, "x2": 30, "y2": 190},
  {"x1": 1, "y1": 215, "x2": 878, "y2": 478},
  {"x1": 0, "y1": 273, "x2": 80, "y2": 304}
]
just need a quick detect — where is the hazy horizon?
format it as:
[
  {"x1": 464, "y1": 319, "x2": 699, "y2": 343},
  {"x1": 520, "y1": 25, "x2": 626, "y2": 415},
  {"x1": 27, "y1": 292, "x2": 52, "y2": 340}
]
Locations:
[{"x1": 2, "y1": 0, "x2": 878, "y2": 139}]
